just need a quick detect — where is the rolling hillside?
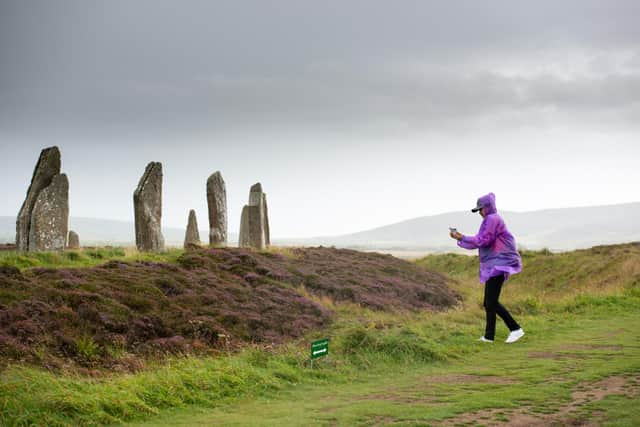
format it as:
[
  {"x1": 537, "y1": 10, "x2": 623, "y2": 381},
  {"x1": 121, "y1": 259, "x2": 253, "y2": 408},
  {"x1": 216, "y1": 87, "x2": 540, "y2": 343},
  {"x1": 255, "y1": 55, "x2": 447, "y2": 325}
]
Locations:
[{"x1": 315, "y1": 201, "x2": 640, "y2": 252}]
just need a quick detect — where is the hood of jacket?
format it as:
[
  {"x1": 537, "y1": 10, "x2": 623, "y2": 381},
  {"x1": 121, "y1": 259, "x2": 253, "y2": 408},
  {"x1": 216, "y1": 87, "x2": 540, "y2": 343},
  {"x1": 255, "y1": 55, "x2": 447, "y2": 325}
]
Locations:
[{"x1": 477, "y1": 192, "x2": 497, "y2": 215}]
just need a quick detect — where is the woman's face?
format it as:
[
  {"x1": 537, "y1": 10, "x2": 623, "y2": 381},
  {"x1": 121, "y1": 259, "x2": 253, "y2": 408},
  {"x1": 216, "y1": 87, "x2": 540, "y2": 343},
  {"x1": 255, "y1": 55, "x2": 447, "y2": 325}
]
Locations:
[{"x1": 479, "y1": 207, "x2": 486, "y2": 218}]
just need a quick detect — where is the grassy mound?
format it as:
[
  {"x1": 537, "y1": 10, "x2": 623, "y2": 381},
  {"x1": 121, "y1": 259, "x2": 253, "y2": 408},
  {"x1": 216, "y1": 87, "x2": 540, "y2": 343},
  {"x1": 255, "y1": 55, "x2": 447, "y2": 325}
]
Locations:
[
  {"x1": 0, "y1": 246, "x2": 459, "y2": 371},
  {"x1": 416, "y1": 241, "x2": 640, "y2": 312}
]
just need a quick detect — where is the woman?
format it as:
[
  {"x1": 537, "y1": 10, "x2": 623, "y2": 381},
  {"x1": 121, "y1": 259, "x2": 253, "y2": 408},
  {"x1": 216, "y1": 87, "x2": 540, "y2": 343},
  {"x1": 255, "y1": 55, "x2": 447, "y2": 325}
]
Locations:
[{"x1": 450, "y1": 192, "x2": 525, "y2": 344}]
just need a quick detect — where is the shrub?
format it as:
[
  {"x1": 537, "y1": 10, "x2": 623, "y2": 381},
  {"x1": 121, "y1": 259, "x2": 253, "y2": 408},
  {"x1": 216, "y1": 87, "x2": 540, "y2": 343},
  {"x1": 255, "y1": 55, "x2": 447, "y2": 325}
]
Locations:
[
  {"x1": 337, "y1": 325, "x2": 446, "y2": 364},
  {"x1": 75, "y1": 335, "x2": 99, "y2": 362},
  {"x1": 65, "y1": 251, "x2": 82, "y2": 261}
]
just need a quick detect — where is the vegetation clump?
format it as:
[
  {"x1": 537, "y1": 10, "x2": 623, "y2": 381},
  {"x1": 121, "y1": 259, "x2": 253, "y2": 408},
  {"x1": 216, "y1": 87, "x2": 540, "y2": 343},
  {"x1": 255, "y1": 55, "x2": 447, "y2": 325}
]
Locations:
[{"x1": 0, "y1": 246, "x2": 459, "y2": 371}]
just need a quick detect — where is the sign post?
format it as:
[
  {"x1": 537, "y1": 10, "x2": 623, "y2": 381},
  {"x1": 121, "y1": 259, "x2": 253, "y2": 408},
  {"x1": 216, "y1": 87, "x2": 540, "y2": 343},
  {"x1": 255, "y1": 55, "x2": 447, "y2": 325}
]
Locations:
[{"x1": 310, "y1": 338, "x2": 329, "y2": 368}]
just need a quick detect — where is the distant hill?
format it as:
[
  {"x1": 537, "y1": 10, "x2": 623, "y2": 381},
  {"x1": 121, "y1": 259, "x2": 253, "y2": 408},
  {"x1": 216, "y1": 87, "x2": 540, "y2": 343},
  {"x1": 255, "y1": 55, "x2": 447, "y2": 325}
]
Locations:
[
  {"x1": 0, "y1": 216, "x2": 238, "y2": 247},
  {"x1": 2, "y1": 201, "x2": 639, "y2": 251},
  {"x1": 296, "y1": 201, "x2": 640, "y2": 252}
]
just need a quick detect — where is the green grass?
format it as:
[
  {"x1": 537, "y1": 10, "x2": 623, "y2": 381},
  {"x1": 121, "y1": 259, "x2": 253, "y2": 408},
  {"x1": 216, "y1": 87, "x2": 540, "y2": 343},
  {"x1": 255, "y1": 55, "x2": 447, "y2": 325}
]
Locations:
[
  {"x1": 126, "y1": 298, "x2": 640, "y2": 427},
  {"x1": 0, "y1": 246, "x2": 311, "y2": 270},
  {"x1": 1, "y1": 243, "x2": 639, "y2": 426},
  {"x1": 587, "y1": 395, "x2": 640, "y2": 427},
  {"x1": 0, "y1": 247, "x2": 184, "y2": 270}
]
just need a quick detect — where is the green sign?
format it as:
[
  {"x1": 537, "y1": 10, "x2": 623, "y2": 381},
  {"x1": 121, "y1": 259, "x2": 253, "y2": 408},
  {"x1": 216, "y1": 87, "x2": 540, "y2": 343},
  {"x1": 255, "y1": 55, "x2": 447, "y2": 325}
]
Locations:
[{"x1": 311, "y1": 338, "x2": 329, "y2": 360}]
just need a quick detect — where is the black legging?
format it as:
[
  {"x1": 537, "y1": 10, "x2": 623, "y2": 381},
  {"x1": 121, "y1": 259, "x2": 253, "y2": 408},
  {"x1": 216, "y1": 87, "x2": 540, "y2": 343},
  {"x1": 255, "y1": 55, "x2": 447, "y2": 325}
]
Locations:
[{"x1": 483, "y1": 274, "x2": 520, "y2": 340}]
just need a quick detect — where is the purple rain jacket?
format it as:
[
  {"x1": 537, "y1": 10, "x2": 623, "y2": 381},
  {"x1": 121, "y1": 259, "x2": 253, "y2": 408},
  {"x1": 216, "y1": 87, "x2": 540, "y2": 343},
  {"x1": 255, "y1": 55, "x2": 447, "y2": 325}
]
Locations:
[{"x1": 457, "y1": 193, "x2": 522, "y2": 283}]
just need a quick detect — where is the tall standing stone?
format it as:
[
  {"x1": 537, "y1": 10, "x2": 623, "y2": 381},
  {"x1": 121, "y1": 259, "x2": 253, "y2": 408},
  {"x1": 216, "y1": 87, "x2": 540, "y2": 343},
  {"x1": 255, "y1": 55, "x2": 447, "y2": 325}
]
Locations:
[
  {"x1": 184, "y1": 209, "x2": 201, "y2": 248},
  {"x1": 134, "y1": 162, "x2": 165, "y2": 252},
  {"x1": 67, "y1": 230, "x2": 80, "y2": 249},
  {"x1": 262, "y1": 193, "x2": 271, "y2": 246},
  {"x1": 28, "y1": 173, "x2": 69, "y2": 251},
  {"x1": 238, "y1": 206, "x2": 249, "y2": 247},
  {"x1": 239, "y1": 182, "x2": 270, "y2": 249},
  {"x1": 206, "y1": 171, "x2": 227, "y2": 246},
  {"x1": 248, "y1": 183, "x2": 263, "y2": 206},
  {"x1": 239, "y1": 205, "x2": 265, "y2": 249},
  {"x1": 16, "y1": 146, "x2": 62, "y2": 252}
]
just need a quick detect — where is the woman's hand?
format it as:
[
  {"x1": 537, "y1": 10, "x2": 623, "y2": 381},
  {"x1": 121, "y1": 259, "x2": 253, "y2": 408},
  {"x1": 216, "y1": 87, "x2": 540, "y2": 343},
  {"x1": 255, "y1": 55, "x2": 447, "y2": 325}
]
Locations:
[{"x1": 450, "y1": 231, "x2": 463, "y2": 241}]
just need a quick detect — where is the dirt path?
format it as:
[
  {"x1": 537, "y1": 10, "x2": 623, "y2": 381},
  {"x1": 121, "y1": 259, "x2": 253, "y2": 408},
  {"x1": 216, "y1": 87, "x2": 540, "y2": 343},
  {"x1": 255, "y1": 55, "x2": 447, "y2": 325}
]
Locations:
[{"x1": 437, "y1": 374, "x2": 640, "y2": 426}]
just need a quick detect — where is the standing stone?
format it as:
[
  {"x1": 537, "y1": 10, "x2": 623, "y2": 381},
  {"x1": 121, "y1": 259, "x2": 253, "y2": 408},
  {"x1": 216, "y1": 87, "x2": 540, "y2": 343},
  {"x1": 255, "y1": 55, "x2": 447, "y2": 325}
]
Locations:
[
  {"x1": 262, "y1": 193, "x2": 271, "y2": 246},
  {"x1": 67, "y1": 230, "x2": 80, "y2": 249},
  {"x1": 248, "y1": 183, "x2": 263, "y2": 206},
  {"x1": 239, "y1": 205, "x2": 265, "y2": 249},
  {"x1": 238, "y1": 206, "x2": 249, "y2": 248},
  {"x1": 28, "y1": 174, "x2": 69, "y2": 251},
  {"x1": 184, "y1": 209, "x2": 201, "y2": 248},
  {"x1": 133, "y1": 162, "x2": 165, "y2": 252},
  {"x1": 207, "y1": 171, "x2": 227, "y2": 246},
  {"x1": 16, "y1": 146, "x2": 62, "y2": 252},
  {"x1": 239, "y1": 182, "x2": 270, "y2": 249}
]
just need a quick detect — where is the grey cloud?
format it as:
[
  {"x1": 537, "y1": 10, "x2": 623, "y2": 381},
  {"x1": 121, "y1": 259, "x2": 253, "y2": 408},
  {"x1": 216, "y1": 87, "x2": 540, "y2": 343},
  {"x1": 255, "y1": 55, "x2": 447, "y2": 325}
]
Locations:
[
  {"x1": 3, "y1": 61, "x2": 639, "y2": 137},
  {"x1": 1, "y1": 0, "x2": 640, "y2": 138}
]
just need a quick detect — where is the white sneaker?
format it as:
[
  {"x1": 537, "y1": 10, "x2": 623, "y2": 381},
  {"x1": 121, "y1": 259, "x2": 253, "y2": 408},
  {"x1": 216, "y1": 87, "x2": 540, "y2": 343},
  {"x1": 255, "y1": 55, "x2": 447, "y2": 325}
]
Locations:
[
  {"x1": 506, "y1": 328, "x2": 525, "y2": 344},
  {"x1": 478, "y1": 336, "x2": 494, "y2": 343}
]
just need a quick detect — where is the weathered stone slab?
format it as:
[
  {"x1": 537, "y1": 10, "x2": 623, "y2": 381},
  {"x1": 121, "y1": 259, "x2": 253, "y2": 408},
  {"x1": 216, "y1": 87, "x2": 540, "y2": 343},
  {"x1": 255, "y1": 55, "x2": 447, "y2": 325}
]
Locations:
[
  {"x1": 239, "y1": 182, "x2": 270, "y2": 249},
  {"x1": 206, "y1": 171, "x2": 227, "y2": 246},
  {"x1": 239, "y1": 206, "x2": 248, "y2": 248},
  {"x1": 239, "y1": 205, "x2": 265, "y2": 249},
  {"x1": 249, "y1": 183, "x2": 263, "y2": 206},
  {"x1": 134, "y1": 162, "x2": 165, "y2": 252},
  {"x1": 28, "y1": 173, "x2": 69, "y2": 252},
  {"x1": 16, "y1": 146, "x2": 61, "y2": 252},
  {"x1": 262, "y1": 193, "x2": 270, "y2": 246},
  {"x1": 67, "y1": 230, "x2": 80, "y2": 249},
  {"x1": 184, "y1": 209, "x2": 201, "y2": 248}
]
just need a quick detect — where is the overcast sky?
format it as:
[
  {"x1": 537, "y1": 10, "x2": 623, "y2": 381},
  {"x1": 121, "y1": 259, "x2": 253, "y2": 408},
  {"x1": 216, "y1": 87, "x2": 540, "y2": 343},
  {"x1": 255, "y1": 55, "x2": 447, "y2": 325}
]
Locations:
[{"x1": 1, "y1": 0, "x2": 639, "y2": 238}]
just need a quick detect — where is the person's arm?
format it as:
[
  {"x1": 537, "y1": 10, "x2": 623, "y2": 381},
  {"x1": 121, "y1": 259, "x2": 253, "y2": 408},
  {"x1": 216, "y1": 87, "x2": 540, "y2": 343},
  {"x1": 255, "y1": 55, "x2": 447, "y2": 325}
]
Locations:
[
  {"x1": 457, "y1": 238, "x2": 477, "y2": 250},
  {"x1": 451, "y1": 230, "x2": 476, "y2": 249},
  {"x1": 458, "y1": 216, "x2": 499, "y2": 249}
]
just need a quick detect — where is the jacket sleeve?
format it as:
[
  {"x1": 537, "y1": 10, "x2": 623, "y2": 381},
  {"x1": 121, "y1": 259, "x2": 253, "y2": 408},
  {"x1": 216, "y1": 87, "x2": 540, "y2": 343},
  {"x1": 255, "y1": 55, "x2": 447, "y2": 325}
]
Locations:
[
  {"x1": 458, "y1": 216, "x2": 499, "y2": 249},
  {"x1": 457, "y1": 238, "x2": 478, "y2": 250}
]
